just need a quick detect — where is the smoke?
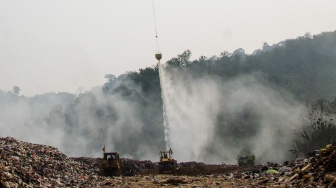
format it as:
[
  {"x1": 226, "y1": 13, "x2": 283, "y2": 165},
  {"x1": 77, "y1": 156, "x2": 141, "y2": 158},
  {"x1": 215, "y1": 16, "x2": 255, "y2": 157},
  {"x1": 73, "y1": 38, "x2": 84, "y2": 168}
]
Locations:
[
  {"x1": 56, "y1": 82, "x2": 165, "y2": 160},
  {"x1": 0, "y1": 92, "x2": 75, "y2": 148},
  {"x1": 0, "y1": 88, "x2": 163, "y2": 161},
  {"x1": 63, "y1": 90, "x2": 140, "y2": 156},
  {"x1": 160, "y1": 69, "x2": 303, "y2": 164},
  {"x1": 0, "y1": 69, "x2": 304, "y2": 164},
  {"x1": 159, "y1": 68, "x2": 221, "y2": 162}
]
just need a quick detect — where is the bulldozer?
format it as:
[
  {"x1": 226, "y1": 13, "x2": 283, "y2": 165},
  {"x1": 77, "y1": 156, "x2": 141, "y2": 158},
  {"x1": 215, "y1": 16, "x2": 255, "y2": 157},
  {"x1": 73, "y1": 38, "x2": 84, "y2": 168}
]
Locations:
[
  {"x1": 100, "y1": 152, "x2": 122, "y2": 176},
  {"x1": 237, "y1": 155, "x2": 255, "y2": 166},
  {"x1": 158, "y1": 151, "x2": 177, "y2": 174},
  {"x1": 100, "y1": 152, "x2": 134, "y2": 176}
]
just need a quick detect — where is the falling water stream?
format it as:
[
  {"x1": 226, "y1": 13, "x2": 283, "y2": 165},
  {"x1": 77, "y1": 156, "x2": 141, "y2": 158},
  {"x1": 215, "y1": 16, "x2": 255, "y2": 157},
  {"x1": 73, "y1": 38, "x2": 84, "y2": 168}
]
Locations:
[{"x1": 157, "y1": 59, "x2": 171, "y2": 150}]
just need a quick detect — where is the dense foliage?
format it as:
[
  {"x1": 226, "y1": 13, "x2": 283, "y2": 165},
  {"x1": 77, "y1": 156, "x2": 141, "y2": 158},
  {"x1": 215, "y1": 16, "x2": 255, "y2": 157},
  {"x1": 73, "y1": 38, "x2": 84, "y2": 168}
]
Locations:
[{"x1": 293, "y1": 99, "x2": 336, "y2": 154}]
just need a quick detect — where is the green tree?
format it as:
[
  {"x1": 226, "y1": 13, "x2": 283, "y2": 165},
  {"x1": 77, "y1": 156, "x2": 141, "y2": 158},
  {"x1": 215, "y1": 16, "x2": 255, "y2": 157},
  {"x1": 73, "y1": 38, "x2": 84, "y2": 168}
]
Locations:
[{"x1": 293, "y1": 99, "x2": 336, "y2": 154}]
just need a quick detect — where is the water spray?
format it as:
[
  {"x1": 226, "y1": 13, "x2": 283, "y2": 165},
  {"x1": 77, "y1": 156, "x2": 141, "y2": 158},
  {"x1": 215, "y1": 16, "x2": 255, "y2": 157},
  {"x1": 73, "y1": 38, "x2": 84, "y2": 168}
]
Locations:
[{"x1": 157, "y1": 57, "x2": 171, "y2": 150}]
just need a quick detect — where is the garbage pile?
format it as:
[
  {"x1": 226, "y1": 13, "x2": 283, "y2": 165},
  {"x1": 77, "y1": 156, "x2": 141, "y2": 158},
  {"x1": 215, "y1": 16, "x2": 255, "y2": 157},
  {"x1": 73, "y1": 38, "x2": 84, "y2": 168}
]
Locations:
[
  {"x1": 121, "y1": 159, "x2": 157, "y2": 173},
  {"x1": 1, "y1": 136, "x2": 335, "y2": 187},
  {"x1": 0, "y1": 137, "x2": 122, "y2": 187},
  {"x1": 179, "y1": 161, "x2": 205, "y2": 168},
  {"x1": 70, "y1": 157, "x2": 101, "y2": 169},
  {"x1": 235, "y1": 143, "x2": 336, "y2": 187},
  {"x1": 70, "y1": 157, "x2": 157, "y2": 174},
  {"x1": 0, "y1": 137, "x2": 173, "y2": 187},
  {"x1": 284, "y1": 143, "x2": 336, "y2": 187}
]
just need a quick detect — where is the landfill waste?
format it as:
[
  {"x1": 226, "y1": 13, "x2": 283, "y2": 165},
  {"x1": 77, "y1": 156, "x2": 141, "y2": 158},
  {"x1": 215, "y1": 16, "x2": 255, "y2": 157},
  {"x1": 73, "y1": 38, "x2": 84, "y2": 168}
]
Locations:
[
  {"x1": 266, "y1": 169, "x2": 279, "y2": 174},
  {"x1": 0, "y1": 136, "x2": 335, "y2": 187}
]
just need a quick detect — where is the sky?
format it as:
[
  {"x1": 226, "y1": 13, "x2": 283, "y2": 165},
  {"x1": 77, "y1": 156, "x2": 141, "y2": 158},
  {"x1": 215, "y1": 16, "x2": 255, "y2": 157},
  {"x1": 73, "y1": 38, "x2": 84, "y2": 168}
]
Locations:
[{"x1": 0, "y1": 0, "x2": 335, "y2": 96}]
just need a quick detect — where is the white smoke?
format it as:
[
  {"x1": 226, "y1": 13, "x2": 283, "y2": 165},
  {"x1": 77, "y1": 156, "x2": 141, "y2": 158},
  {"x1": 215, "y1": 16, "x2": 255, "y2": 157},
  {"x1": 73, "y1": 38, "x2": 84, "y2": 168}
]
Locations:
[
  {"x1": 0, "y1": 88, "x2": 159, "y2": 160},
  {"x1": 160, "y1": 69, "x2": 304, "y2": 164},
  {"x1": 0, "y1": 92, "x2": 73, "y2": 148},
  {"x1": 0, "y1": 69, "x2": 304, "y2": 164}
]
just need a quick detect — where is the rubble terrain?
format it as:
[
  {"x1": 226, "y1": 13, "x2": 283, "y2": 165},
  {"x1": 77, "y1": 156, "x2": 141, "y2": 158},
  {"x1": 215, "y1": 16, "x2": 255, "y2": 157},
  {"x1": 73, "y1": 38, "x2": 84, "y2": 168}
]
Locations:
[{"x1": 0, "y1": 137, "x2": 335, "y2": 187}]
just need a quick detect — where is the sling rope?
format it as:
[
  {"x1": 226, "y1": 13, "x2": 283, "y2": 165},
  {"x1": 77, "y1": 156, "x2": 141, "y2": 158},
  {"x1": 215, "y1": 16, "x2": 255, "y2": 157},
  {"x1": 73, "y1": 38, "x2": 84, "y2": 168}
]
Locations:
[{"x1": 151, "y1": 0, "x2": 160, "y2": 53}]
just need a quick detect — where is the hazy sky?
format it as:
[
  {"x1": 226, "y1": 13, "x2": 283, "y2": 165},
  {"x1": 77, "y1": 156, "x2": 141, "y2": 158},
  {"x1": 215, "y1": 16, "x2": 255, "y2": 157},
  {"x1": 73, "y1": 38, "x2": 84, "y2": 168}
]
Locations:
[{"x1": 1, "y1": 0, "x2": 335, "y2": 96}]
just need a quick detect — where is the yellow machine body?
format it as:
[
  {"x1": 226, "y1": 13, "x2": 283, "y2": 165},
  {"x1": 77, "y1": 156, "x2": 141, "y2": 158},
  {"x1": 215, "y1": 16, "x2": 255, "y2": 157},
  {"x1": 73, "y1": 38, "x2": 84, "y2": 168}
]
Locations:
[{"x1": 158, "y1": 151, "x2": 177, "y2": 174}]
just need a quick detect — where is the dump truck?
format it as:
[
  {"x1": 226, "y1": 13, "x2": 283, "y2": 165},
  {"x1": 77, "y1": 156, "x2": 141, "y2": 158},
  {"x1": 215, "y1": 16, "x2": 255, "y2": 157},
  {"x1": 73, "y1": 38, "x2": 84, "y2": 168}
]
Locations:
[
  {"x1": 237, "y1": 155, "x2": 255, "y2": 166},
  {"x1": 158, "y1": 151, "x2": 177, "y2": 174}
]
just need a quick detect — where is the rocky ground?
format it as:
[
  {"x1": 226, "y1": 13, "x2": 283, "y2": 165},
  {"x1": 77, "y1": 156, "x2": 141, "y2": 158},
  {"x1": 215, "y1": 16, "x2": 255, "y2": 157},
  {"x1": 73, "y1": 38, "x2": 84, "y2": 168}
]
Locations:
[{"x1": 0, "y1": 137, "x2": 335, "y2": 187}]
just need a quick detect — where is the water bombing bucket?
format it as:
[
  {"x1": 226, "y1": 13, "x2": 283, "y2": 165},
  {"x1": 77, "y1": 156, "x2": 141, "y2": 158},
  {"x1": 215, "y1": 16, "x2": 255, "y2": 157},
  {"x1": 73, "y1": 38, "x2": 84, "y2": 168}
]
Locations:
[{"x1": 155, "y1": 53, "x2": 162, "y2": 60}]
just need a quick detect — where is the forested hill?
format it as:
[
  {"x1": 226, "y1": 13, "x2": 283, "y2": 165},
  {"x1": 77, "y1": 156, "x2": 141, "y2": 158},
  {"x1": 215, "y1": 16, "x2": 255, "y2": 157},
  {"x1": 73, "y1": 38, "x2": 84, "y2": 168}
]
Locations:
[
  {"x1": 247, "y1": 31, "x2": 336, "y2": 100},
  {"x1": 1, "y1": 31, "x2": 336, "y2": 163},
  {"x1": 105, "y1": 31, "x2": 336, "y2": 102}
]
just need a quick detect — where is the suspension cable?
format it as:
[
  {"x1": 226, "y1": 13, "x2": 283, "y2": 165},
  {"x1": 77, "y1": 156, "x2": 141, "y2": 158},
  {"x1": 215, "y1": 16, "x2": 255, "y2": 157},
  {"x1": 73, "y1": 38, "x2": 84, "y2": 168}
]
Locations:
[{"x1": 151, "y1": 0, "x2": 160, "y2": 53}]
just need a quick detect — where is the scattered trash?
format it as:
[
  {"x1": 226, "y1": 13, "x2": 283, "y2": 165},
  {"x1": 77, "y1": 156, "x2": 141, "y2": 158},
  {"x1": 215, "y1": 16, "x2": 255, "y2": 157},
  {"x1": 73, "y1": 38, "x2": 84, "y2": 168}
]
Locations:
[
  {"x1": 266, "y1": 169, "x2": 279, "y2": 174},
  {"x1": 0, "y1": 136, "x2": 335, "y2": 187}
]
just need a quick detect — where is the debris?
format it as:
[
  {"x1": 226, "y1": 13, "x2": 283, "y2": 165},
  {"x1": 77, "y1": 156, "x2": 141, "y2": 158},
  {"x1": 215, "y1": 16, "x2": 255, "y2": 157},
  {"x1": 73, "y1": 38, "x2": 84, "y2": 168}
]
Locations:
[
  {"x1": 0, "y1": 136, "x2": 335, "y2": 187},
  {"x1": 266, "y1": 169, "x2": 279, "y2": 174}
]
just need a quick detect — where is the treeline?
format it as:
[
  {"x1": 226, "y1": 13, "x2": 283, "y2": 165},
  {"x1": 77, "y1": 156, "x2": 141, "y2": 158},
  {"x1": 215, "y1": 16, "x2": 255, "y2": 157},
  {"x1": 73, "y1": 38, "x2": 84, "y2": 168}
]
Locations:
[{"x1": 160, "y1": 31, "x2": 336, "y2": 101}]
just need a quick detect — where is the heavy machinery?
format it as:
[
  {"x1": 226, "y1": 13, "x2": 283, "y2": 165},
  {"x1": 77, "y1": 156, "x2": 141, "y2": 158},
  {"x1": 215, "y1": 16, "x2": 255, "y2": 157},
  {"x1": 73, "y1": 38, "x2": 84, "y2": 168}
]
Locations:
[
  {"x1": 158, "y1": 151, "x2": 177, "y2": 174},
  {"x1": 100, "y1": 152, "x2": 134, "y2": 176},
  {"x1": 237, "y1": 155, "x2": 255, "y2": 166},
  {"x1": 101, "y1": 152, "x2": 122, "y2": 176}
]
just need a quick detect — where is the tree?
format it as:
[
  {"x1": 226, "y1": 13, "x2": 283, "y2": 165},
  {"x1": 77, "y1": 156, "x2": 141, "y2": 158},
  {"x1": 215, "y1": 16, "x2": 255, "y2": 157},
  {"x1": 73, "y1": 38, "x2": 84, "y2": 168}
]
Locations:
[
  {"x1": 166, "y1": 50, "x2": 192, "y2": 68},
  {"x1": 232, "y1": 48, "x2": 246, "y2": 60},
  {"x1": 12, "y1": 86, "x2": 21, "y2": 95},
  {"x1": 293, "y1": 99, "x2": 336, "y2": 154},
  {"x1": 262, "y1": 42, "x2": 271, "y2": 51},
  {"x1": 105, "y1": 74, "x2": 116, "y2": 82}
]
